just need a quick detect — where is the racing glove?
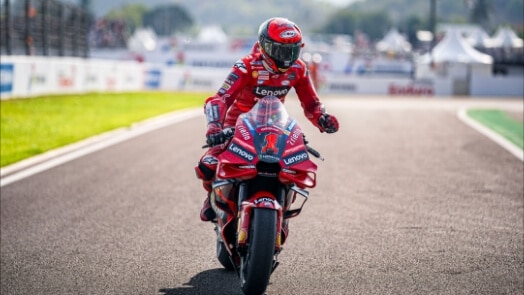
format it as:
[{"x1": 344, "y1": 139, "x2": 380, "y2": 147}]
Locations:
[
  {"x1": 318, "y1": 114, "x2": 339, "y2": 134},
  {"x1": 206, "y1": 122, "x2": 226, "y2": 146}
]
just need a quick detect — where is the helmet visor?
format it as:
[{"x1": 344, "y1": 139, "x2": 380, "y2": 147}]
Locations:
[{"x1": 262, "y1": 40, "x2": 302, "y2": 68}]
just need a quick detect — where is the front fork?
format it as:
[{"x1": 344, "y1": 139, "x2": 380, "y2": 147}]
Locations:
[{"x1": 211, "y1": 180, "x2": 305, "y2": 271}]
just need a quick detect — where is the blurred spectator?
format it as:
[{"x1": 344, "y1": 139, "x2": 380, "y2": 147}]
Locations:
[{"x1": 89, "y1": 18, "x2": 129, "y2": 48}]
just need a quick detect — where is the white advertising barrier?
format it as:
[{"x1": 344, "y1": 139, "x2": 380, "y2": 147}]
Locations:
[
  {"x1": 2, "y1": 55, "x2": 521, "y2": 98},
  {"x1": 142, "y1": 64, "x2": 229, "y2": 92},
  {"x1": 1, "y1": 56, "x2": 145, "y2": 99},
  {"x1": 321, "y1": 74, "x2": 437, "y2": 96},
  {"x1": 471, "y1": 75, "x2": 524, "y2": 97}
]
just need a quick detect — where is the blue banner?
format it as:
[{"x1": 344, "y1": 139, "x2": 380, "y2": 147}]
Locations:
[
  {"x1": 0, "y1": 64, "x2": 14, "y2": 93},
  {"x1": 145, "y1": 69, "x2": 162, "y2": 89}
]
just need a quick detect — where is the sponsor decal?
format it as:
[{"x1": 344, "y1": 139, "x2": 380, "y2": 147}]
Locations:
[
  {"x1": 243, "y1": 117, "x2": 255, "y2": 132},
  {"x1": 205, "y1": 104, "x2": 221, "y2": 122},
  {"x1": 236, "y1": 124, "x2": 252, "y2": 141},
  {"x1": 228, "y1": 143, "x2": 255, "y2": 162},
  {"x1": 283, "y1": 151, "x2": 308, "y2": 166},
  {"x1": 287, "y1": 127, "x2": 302, "y2": 146},
  {"x1": 262, "y1": 133, "x2": 279, "y2": 154},
  {"x1": 281, "y1": 80, "x2": 290, "y2": 86},
  {"x1": 238, "y1": 229, "x2": 247, "y2": 243},
  {"x1": 218, "y1": 78, "x2": 232, "y2": 93},
  {"x1": 227, "y1": 72, "x2": 239, "y2": 82},
  {"x1": 252, "y1": 71, "x2": 259, "y2": 78},
  {"x1": 86, "y1": 73, "x2": 97, "y2": 84},
  {"x1": 106, "y1": 77, "x2": 116, "y2": 90},
  {"x1": 253, "y1": 86, "x2": 289, "y2": 97},
  {"x1": 57, "y1": 65, "x2": 76, "y2": 88},
  {"x1": 280, "y1": 30, "x2": 297, "y2": 39},
  {"x1": 234, "y1": 61, "x2": 248, "y2": 73},
  {"x1": 259, "y1": 154, "x2": 280, "y2": 162},
  {"x1": 0, "y1": 63, "x2": 14, "y2": 93},
  {"x1": 389, "y1": 83, "x2": 434, "y2": 96},
  {"x1": 192, "y1": 79, "x2": 213, "y2": 87},
  {"x1": 287, "y1": 73, "x2": 296, "y2": 80},
  {"x1": 258, "y1": 126, "x2": 281, "y2": 134},
  {"x1": 285, "y1": 119, "x2": 297, "y2": 133},
  {"x1": 220, "y1": 82, "x2": 231, "y2": 91},
  {"x1": 329, "y1": 83, "x2": 356, "y2": 91},
  {"x1": 28, "y1": 64, "x2": 47, "y2": 91},
  {"x1": 145, "y1": 69, "x2": 162, "y2": 89},
  {"x1": 258, "y1": 75, "x2": 269, "y2": 81},
  {"x1": 255, "y1": 197, "x2": 274, "y2": 205},
  {"x1": 202, "y1": 156, "x2": 218, "y2": 165}
]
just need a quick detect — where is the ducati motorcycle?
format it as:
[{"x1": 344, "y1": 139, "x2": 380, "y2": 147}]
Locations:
[{"x1": 205, "y1": 96, "x2": 323, "y2": 295}]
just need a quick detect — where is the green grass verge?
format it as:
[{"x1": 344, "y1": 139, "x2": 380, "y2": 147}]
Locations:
[
  {"x1": 467, "y1": 109, "x2": 524, "y2": 150},
  {"x1": 1, "y1": 91, "x2": 210, "y2": 167}
]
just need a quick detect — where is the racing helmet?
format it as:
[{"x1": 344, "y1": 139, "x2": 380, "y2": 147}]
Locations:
[{"x1": 258, "y1": 17, "x2": 304, "y2": 73}]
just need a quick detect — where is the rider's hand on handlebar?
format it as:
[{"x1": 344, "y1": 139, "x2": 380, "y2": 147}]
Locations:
[
  {"x1": 318, "y1": 114, "x2": 339, "y2": 134},
  {"x1": 206, "y1": 122, "x2": 227, "y2": 146}
]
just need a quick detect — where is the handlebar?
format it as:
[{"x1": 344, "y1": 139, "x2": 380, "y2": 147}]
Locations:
[
  {"x1": 306, "y1": 145, "x2": 324, "y2": 161},
  {"x1": 302, "y1": 134, "x2": 324, "y2": 161}
]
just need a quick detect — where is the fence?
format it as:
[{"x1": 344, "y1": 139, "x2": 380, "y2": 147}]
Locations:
[{"x1": 0, "y1": 0, "x2": 90, "y2": 57}]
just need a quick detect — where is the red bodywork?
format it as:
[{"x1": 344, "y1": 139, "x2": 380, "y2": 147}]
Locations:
[{"x1": 211, "y1": 96, "x2": 317, "y2": 260}]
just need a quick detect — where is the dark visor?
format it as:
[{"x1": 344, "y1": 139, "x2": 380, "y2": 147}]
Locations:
[{"x1": 263, "y1": 40, "x2": 301, "y2": 66}]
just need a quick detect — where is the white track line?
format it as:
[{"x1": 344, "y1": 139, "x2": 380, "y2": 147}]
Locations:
[
  {"x1": 1, "y1": 108, "x2": 202, "y2": 187},
  {"x1": 457, "y1": 108, "x2": 523, "y2": 162}
]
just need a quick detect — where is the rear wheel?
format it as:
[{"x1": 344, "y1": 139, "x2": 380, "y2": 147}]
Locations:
[{"x1": 240, "y1": 208, "x2": 277, "y2": 295}]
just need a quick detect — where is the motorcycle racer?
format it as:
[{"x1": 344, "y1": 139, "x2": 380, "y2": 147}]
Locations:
[{"x1": 195, "y1": 17, "x2": 339, "y2": 221}]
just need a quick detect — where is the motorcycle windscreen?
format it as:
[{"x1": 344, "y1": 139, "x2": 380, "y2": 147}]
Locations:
[{"x1": 240, "y1": 96, "x2": 293, "y2": 163}]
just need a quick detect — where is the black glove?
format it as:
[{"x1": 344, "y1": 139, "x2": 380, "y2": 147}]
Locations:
[
  {"x1": 318, "y1": 114, "x2": 339, "y2": 134},
  {"x1": 206, "y1": 123, "x2": 226, "y2": 146}
]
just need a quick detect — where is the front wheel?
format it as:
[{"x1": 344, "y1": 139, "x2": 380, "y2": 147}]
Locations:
[
  {"x1": 217, "y1": 240, "x2": 235, "y2": 271},
  {"x1": 240, "y1": 208, "x2": 277, "y2": 295}
]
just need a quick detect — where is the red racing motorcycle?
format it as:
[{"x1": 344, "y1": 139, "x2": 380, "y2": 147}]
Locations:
[{"x1": 205, "y1": 96, "x2": 323, "y2": 295}]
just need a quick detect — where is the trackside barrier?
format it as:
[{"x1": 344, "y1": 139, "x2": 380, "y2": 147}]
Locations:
[
  {"x1": 0, "y1": 56, "x2": 144, "y2": 99},
  {"x1": 0, "y1": 56, "x2": 231, "y2": 99},
  {"x1": 1, "y1": 56, "x2": 522, "y2": 99}
]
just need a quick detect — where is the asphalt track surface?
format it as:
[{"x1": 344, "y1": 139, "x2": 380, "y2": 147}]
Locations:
[{"x1": 1, "y1": 95, "x2": 523, "y2": 295}]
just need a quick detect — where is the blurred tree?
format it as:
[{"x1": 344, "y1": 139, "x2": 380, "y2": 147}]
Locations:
[
  {"x1": 105, "y1": 4, "x2": 148, "y2": 32},
  {"x1": 468, "y1": 0, "x2": 493, "y2": 29},
  {"x1": 143, "y1": 5, "x2": 193, "y2": 36},
  {"x1": 320, "y1": 9, "x2": 392, "y2": 41},
  {"x1": 401, "y1": 15, "x2": 428, "y2": 47}
]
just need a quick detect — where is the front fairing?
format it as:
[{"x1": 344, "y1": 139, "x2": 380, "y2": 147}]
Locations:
[{"x1": 217, "y1": 96, "x2": 317, "y2": 187}]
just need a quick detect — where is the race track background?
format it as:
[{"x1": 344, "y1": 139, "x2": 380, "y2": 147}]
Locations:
[{"x1": 1, "y1": 95, "x2": 523, "y2": 295}]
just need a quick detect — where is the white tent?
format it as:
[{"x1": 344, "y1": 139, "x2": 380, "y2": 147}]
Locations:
[
  {"x1": 127, "y1": 28, "x2": 157, "y2": 52},
  {"x1": 492, "y1": 27, "x2": 524, "y2": 49},
  {"x1": 197, "y1": 25, "x2": 228, "y2": 43},
  {"x1": 466, "y1": 28, "x2": 497, "y2": 49},
  {"x1": 428, "y1": 29, "x2": 493, "y2": 64},
  {"x1": 375, "y1": 28, "x2": 412, "y2": 54},
  {"x1": 416, "y1": 29, "x2": 493, "y2": 95}
]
